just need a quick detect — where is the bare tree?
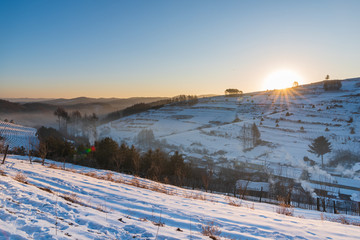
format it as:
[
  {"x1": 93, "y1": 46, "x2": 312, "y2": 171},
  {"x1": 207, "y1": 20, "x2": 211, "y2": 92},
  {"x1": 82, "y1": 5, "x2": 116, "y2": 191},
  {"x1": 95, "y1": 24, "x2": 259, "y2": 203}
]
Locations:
[{"x1": 38, "y1": 142, "x2": 48, "y2": 166}]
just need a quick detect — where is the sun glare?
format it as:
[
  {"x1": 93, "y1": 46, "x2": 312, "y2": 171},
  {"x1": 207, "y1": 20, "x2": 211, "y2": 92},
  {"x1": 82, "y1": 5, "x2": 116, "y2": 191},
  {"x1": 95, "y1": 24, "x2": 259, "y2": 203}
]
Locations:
[{"x1": 263, "y1": 70, "x2": 303, "y2": 90}]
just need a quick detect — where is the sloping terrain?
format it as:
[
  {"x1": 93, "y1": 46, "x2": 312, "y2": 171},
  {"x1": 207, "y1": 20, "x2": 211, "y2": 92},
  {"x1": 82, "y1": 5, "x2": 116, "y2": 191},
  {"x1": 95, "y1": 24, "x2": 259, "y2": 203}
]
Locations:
[
  {"x1": 0, "y1": 156, "x2": 359, "y2": 239},
  {"x1": 98, "y1": 79, "x2": 360, "y2": 200},
  {"x1": 0, "y1": 120, "x2": 38, "y2": 150}
]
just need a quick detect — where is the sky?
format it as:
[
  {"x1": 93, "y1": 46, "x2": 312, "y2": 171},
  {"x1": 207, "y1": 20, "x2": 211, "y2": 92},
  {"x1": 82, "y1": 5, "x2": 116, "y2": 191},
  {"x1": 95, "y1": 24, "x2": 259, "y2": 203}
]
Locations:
[{"x1": 1, "y1": 0, "x2": 360, "y2": 98}]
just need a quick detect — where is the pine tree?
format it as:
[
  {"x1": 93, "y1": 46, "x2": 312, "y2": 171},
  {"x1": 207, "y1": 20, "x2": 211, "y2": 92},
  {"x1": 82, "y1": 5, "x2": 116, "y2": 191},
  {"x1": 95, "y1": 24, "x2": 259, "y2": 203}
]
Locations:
[{"x1": 308, "y1": 136, "x2": 331, "y2": 168}]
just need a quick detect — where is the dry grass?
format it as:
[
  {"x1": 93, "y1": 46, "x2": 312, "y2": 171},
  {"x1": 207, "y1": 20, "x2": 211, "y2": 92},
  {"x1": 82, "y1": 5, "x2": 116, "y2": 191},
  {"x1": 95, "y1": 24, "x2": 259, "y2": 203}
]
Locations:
[
  {"x1": 276, "y1": 202, "x2": 293, "y2": 216},
  {"x1": 67, "y1": 168, "x2": 78, "y2": 173},
  {"x1": 184, "y1": 192, "x2": 207, "y2": 201},
  {"x1": 101, "y1": 172, "x2": 114, "y2": 181},
  {"x1": 0, "y1": 169, "x2": 6, "y2": 176},
  {"x1": 201, "y1": 221, "x2": 221, "y2": 239},
  {"x1": 129, "y1": 177, "x2": 142, "y2": 187},
  {"x1": 61, "y1": 193, "x2": 80, "y2": 204},
  {"x1": 114, "y1": 176, "x2": 125, "y2": 184},
  {"x1": 48, "y1": 163, "x2": 61, "y2": 169},
  {"x1": 95, "y1": 204, "x2": 108, "y2": 213},
  {"x1": 83, "y1": 171, "x2": 98, "y2": 178},
  {"x1": 150, "y1": 183, "x2": 169, "y2": 194},
  {"x1": 13, "y1": 172, "x2": 28, "y2": 184},
  {"x1": 320, "y1": 213, "x2": 360, "y2": 227},
  {"x1": 225, "y1": 196, "x2": 241, "y2": 207},
  {"x1": 38, "y1": 186, "x2": 53, "y2": 193}
]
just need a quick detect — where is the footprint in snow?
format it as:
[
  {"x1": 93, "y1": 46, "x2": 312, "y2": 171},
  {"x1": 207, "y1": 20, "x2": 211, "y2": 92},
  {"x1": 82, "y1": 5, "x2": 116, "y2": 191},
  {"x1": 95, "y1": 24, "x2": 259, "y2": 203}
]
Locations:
[
  {"x1": 87, "y1": 221, "x2": 103, "y2": 230},
  {"x1": 123, "y1": 224, "x2": 146, "y2": 234}
]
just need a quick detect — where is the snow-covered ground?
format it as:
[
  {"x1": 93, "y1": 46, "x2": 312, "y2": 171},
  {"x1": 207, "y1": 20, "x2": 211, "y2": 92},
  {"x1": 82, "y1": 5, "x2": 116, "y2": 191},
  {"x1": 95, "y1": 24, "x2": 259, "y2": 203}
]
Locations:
[
  {"x1": 1, "y1": 156, "x2": 360, "y2": 240},
  {"x1": 0, "y1": 121, "x2": 38, "y2": 150},
  {"x1": 97, "y1": 78, "x2": 360, "y2": 199}
]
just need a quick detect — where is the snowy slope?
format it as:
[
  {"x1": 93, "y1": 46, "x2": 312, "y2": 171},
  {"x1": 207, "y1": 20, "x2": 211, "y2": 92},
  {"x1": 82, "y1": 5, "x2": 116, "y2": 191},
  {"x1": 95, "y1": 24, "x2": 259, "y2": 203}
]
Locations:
[
  {"x1": 1, "y1": 156, "x2": 360, "y2": 240},
  {"x1": 97, "y1": 79, "x2": 360, "y2": 198},
  {"x1": 0, "y1": 121, "x2": 38, "y2": 150}
]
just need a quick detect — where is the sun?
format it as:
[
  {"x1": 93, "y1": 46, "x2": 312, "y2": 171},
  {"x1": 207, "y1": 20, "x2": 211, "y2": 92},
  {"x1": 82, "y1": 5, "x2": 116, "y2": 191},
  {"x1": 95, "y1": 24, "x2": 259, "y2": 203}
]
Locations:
[{"x1": 263, "y1": 69, "x2": 303, "y2": 90}]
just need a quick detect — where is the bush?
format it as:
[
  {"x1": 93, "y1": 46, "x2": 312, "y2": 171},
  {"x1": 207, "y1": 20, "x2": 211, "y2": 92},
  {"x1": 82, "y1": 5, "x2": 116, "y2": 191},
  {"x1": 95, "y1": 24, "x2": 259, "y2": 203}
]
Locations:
[
  {"x1": 350, "y1": 127, "x2": 355, "y2": 134},
  {"x1": 324, "y1": 80, "x2": 342, "y2": 91},
  {"x1": 201, "y1": 221, "x2": 221, "y2": 239},
  {"x1": 328, "y1": 150, "x2": 360, "y2": 168},
  {"x1": 14, "y1": 172, "x2": 28, "y2": 184},
  {"x1": 276, "y1": 203, "x2": 294, "y2": 216}
]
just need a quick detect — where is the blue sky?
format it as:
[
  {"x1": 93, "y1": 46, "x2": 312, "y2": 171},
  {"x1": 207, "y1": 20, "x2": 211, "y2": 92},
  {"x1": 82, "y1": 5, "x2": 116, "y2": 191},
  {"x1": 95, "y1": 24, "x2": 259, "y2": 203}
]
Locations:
[{"x1": 1, "y1": 0, "x2": 359, "y2": 98}]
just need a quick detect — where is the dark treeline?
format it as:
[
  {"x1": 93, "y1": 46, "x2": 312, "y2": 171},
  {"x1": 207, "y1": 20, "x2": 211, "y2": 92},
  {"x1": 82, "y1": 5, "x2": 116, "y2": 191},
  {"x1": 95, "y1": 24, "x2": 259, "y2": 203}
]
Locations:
[
  {"x1": 23, "y1": 127, "x2": 210, "y2": 189},
  {"x1": 103, "y1": 95, "x2": 198, "y2": 123},
  {"x1": 9, "y1": 126, "x2": 292, "y2": 197}
]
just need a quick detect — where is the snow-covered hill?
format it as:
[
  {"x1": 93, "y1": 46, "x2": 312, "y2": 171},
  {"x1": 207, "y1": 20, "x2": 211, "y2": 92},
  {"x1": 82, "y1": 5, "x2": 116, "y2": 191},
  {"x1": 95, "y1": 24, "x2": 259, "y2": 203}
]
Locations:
[
  {"x1": 1, "y1": 156, "x2": 359, "y2": 239},
  {"x1": 98, "y1": 79, "x2": 360, "y2": 200},
  {"x1": 0, "y1": 120, "x2": 38, "y2": 150}
]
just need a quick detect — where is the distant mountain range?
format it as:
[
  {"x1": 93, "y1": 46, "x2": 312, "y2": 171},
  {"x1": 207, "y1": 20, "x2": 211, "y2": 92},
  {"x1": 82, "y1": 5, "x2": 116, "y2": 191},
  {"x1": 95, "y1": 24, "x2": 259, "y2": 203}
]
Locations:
[{"x1": 0, "y1": 97, "x2": 168, "y2": 114}]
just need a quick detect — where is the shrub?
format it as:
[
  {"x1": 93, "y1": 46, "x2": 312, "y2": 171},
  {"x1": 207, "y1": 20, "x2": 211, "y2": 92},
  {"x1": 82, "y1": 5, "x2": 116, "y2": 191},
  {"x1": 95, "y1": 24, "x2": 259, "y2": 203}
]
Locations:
[
  {"x1": 328, "y1": 150, "x2": 360, "y2": 168},
  {"x1": 350, "y1": 127, "x2": 355, "y2": 134},
  {"x1": 276, "y1": 202, "x2": 293, "y2": 216},
  {"x1": 225, "y1": 196, "x2": 241, "y2": 207},
  {"x1": 325, "y1": 127, "x2": 330, "y2": 132},
  {"x1": 300, "y1": 126, "x2": 305, "y2": 132},
  {"x1": 83, "y1": 171, "x2": 98, "y2": 178},
  {"x1": 201, "y1": 221, "x2": 221, "y2": 239},
  {"x1": 14, "y1": 172, "x2": 28, "y2": 184},
  {"x1": 61, "y1": 193, "x2": 80, "y2": 204}
]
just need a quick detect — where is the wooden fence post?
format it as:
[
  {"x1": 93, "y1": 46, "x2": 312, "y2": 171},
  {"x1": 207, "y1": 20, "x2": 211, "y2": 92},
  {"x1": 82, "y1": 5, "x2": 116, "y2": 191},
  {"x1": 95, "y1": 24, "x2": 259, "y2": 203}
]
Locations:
[
  {"x1": 322, "y1": 198, "x2": 326, "y2": 212},
  {"x1": 1, "y1": 145, "x2": 9, "y2": 164},
  {"x1": 317, "y1": 198, "x2": 320, "y2": 211},
  {"x1": 259, "y1": 186, "x2": 263, "y2": 203}
]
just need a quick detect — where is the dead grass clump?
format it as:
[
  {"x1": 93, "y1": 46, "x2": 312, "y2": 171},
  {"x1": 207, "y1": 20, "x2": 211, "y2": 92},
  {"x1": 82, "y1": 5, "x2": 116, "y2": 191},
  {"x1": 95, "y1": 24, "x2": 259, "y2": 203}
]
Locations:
[
  {"x1": 13, "y1": 172, "x2": 28, "y2": 184},
  {"x1": 351, "y1": 221, "x2": 360, "y2": 227},
  {"x1": 129, "y1": 177, "x2": 142, "y2": 187},
  {"x1": 225, "y1": 196, "x2": 241, "y2": 207},
  {"x1": 150, "y1": 183, "x2": 169, "y2": 194},
  {"x1": 0, "y1": 169, "x2": 6, "y2": 176},
  {"x1": 102, "y1": 172, "x2": 114, "y2": 181},
  {"x1": 61, "y1": 193, "x2": 80, "y2": 204},
  {"x1": 276, "y1": 202, "x2": 293, "y2": 216},
  {"x1": 38, "y1": 186, "x2": 53, "y2": 193},
  {"x1": 249, "y1": 203, "x2": 255, "y2": 210},
  {"x1": 95, "y1": 204, "x2": 108, "y2": 213},
  {"x1": 114, "y1": 176, "x2": 125, "y2": 184},
  {"x1": 201, "y1": 221, "x2": 221, "y2": 240},
  {"x1": 83, "y1": 171, "x2": 98, "y2": 178},
  {"x1": 67, "y1": 168, "x2": 77, "y2": 173},
  {"x1": 184, "y1": 193, "x2": 207, "y2": 201},
  {"x1": 48, "y1": 163, "x2": 61, "y2": 169},
  {"x1": 337, "y1": 216, "x2": 349, "y2": 225}
]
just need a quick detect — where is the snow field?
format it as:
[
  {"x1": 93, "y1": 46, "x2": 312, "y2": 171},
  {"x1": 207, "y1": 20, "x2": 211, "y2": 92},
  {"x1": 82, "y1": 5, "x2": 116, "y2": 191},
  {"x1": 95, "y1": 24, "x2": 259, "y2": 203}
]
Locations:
[{"x1": 1, "y1": 156, "x2": 360, "y2": 239}]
